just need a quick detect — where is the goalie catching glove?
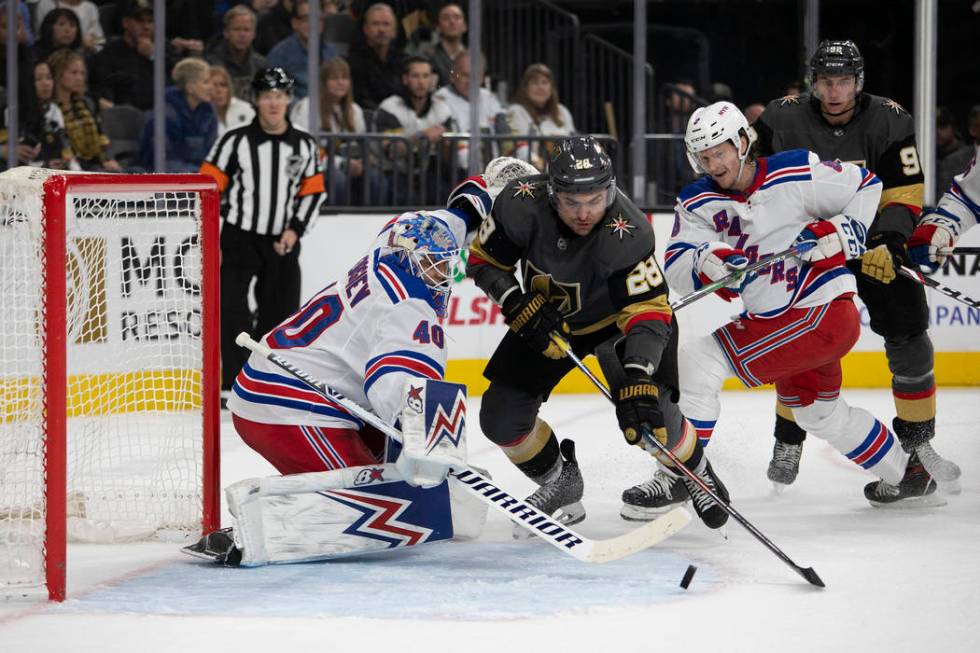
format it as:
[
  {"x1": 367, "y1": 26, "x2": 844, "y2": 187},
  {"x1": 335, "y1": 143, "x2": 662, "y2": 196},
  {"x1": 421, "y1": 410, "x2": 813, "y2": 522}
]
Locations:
[
  {"x1": 793, "y1": 215, "x2": 866, "y2": 270},
  {"x1": 503, "y1": 291, "x2": 570, "y2": 359},
  {"x1": 612, "y1": 362, "x2": 666, "y2": 448},
  {"x1": 694, "y1": 242, "x2": 748, "y2": 302}
]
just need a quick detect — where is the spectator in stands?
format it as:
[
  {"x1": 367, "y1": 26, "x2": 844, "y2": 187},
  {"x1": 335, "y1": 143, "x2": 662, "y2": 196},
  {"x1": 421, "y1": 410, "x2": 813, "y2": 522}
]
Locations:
[
  {"x1": 266, "y1": 0, "x2": 339, "y2": 100},
  {"x1": 938, "y1": 105, "x2": 980, "y2": 194},
  {"x1": 323, "y1": 0, "x2": 356, "y2": 56},
  {"x1": 139, "y1": 58, "x2": 218, "y2": 172},
  {"x1": 416, "y1": 2, "x2": 466, "y2": 88},
  {"x1": 206, "y1": 5, "x2": 269, "y2": 102},
  {"x1": 376, "y1": 54, "x2": 452, "y2": 203},
  {"x1": 33, "y1": 9, "x2": 84, "y2": 61},
  {"x1": 90, "y1": 0, "x2": 176, "y2": 111},
  {"x1": 434, "y1": 50, "x2": 508, "y2": 174},
  {"x1": 507, "y1": 63, "x2": 575, "y2": 171},
  {"x1": 348, "y1": 2, "x2": 403, "y2": 111},
  {"x1": 290, "y1": 57, "x2": 384, "y2": 205},
  {"x1": 165, "y1": 0, "x2": 211, "y2": 59},
  {"x1": 49, "y1": 48, "x2": 121, "y2": 171},
  {"x1": 34, "y1": 0, "x2": 104, "y2": 52},
  {"x1": 0, "y1": 2, "x2": 37, "y2": 170},
  {"x1": 2, "y1": 0, "x2": 34, "y2": 49},
  {"x1": 210, "y1": 65, "x2": 256, "y2": 137},
  {"x1": 663, "y1": 79, "x2": 697, "y2": 191},
  {"x1": 743, "y1": 102, "x2": 766, "y2": 125},
  {"x1": 22, "y1": 60, "x2": 77, "y2": 168},
  {"x1": 255, "y1": 0, "x2": 295, "y2": 55}
]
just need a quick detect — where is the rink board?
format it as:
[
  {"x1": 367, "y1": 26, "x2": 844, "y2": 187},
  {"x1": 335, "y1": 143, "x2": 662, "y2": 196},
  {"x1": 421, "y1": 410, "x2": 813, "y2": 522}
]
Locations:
[{"x1": 303, "y1": 213, "x2": 980, "y2": 393}]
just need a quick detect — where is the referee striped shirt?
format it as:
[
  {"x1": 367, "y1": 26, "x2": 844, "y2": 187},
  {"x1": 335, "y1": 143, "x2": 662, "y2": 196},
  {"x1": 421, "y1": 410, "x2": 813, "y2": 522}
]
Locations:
[{"x1": 200, "y1": 118, "x2": 325, "y2": 236}]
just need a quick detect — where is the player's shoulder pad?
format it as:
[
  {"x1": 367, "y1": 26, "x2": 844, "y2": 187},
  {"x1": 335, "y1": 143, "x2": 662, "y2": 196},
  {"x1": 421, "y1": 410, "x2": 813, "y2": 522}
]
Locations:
[
  {"x1": 861, "y1": 92, "x2": 916, "y2": 137},
  {"x1": 764, "y1": 148, "x2": 813, "y2": 172},
  {"x1": 762, "y1": 93, "x2": 810, "y2": 120},
  {"x1": 594, "y1": 193, "x2": 656, "y2": 270},
  {"x1": 677, "y1": 175, "x2": 729, "y2": 214},
  {"x1": 490, "y1": 173, "x2": 550, "y2": 231}
]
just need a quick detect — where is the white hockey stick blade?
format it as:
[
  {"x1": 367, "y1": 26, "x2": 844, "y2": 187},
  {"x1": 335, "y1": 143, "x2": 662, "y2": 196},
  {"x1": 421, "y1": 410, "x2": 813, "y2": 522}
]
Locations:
[{"x1": 578, "y1": 507, "x2": 692, "y2": 563}]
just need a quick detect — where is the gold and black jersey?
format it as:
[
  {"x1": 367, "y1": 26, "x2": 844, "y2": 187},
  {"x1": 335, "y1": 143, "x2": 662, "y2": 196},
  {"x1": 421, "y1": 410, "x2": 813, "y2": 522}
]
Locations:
[
  {"x1": 467, "y1": 174, "x2": 672, "y2": 336},
  {"x1": 755, "y1": 93, "x2": 924, "y2": 232}
]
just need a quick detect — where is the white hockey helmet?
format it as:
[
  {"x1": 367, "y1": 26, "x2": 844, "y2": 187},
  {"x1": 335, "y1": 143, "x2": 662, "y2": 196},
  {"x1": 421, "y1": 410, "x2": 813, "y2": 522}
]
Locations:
[
  {"x1": 684, "y1": 101, "x2": 756, "y2": 174},
  {"x1": 446, "y1": 156, "x2": 538, "y2": 223}
]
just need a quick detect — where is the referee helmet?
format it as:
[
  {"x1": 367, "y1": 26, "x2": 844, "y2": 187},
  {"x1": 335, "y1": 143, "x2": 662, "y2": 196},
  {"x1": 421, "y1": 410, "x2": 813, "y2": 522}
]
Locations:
[{"x1": 252, "y1": 67, "x2": 295, "y2": 96}]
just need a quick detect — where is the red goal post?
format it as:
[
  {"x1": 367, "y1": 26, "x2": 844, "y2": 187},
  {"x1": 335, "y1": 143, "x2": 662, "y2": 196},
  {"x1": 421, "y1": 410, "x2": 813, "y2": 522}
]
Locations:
[{"x1": 0, "y1": 168, "x2": 220, "y2": 601}]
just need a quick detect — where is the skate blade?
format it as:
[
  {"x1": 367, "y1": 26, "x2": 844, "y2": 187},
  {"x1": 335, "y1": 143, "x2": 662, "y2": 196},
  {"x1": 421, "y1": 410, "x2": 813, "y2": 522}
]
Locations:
[
  {"x1": 181, "y1": 540, "x2": 218, "y2": 561},
  {"x1": 619, "y1": 501, "x2": 689, "y2": 522},
  {"x1": 770, "y1": 482, "x2": 788, "y2": 496},
  {"x1": 937, "y1": 479, "x2": 962, "y2": 496},
  {"x1": 868, "y1": 492, "x2": 948, "y2": 509},
  {"x1": 513, "y1": 502, "x2": 586, "y2": 540}
]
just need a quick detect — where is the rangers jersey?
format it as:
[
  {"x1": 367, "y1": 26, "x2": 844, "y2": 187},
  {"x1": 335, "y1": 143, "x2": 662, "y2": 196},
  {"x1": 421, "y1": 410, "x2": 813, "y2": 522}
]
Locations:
[
  {"x1": 667, "y1": 149, "x2": 882, "y2": 319},
  {"x1": 227, "y1": 209, "x2": 468, "y2": 429},
  {"x1": 755, "y1": 93, "x2": 924, "y2": 234},
  {"x1": 923, "y1": 144, "x2": 980, "y2": 237}
]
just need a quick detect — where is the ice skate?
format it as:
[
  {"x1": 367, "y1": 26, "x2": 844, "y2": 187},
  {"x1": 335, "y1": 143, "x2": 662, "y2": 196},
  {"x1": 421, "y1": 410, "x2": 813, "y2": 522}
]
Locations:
[
  {"x1": 864, "y1": 452, "x2": 947, "y2": 508},
  {"x1": 892, "y1": 417, "x2": 960, "y2": 491},
  {"x1": 620, "y1": 468, "x2": 690, "y2": 521},
  {"x1": 680, "y1": 460, "x2": 731, "y2": 529},
  {"x1": 767, "y1": 441, "x2": 803, "y2": 493},
  {"x1": 513, "y1": 439, "x2": 585, "y2": 540},
  {"x1": 182, "y1": 527, "x2": 242, "y2": 566}
]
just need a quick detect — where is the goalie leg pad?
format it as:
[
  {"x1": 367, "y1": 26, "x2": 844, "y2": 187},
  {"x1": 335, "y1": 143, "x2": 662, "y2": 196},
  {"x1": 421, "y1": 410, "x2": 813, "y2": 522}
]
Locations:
[{"x1": 226, "y1": 464, "x2": 456, "y2": 567}]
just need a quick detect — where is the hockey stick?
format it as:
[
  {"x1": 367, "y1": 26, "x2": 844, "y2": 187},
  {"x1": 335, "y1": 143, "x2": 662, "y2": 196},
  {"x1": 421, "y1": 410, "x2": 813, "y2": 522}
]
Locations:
[
  {"x1": 235, "y1": 332, "x2": 691, "y2": 564},
  {"x1": 552, "y1": 336, "x2": 825, "y2": 588},
  {"x1": 897, "y1": 265, "x2": 980, "y2": 309},
  {"x1": 669, "y1": 243, "x2": 814, "y2": 312},
  {"x1": 939, "y1": 246, "x2": 980, "y2": 255}
]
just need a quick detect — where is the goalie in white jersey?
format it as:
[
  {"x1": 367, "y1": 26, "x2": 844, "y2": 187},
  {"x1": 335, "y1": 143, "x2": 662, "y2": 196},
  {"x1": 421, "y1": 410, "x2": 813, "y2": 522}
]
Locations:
[{"x1": 623, "y1": 102, "x2": 940, "y2": 513}]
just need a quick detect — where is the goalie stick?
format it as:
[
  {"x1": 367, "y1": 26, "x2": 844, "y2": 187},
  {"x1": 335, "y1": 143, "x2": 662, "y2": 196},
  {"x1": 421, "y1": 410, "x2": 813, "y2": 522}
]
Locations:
[
  {"x1": 552, "y1": 336, "x2": 826, "y2": 588},
  {"x1": 235, "y1": 332, "x2": 691, "y2": 564}
]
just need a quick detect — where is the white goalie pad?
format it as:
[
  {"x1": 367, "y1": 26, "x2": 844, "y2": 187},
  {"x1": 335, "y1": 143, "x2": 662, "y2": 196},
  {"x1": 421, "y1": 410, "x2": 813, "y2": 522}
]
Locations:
[
  {"x1": 224, "y1": 463, "x2": 487, "y2": 567},
  {"x1": 397, "y1": 379, "x2": 468, "y2": 488}
]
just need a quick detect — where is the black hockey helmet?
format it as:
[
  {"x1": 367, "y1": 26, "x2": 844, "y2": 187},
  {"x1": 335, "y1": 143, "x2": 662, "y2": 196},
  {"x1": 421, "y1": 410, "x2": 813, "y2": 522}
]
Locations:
[
  {"x1": 808, "y1": 40, "x2": 864, "y2": 94},
  {"x1": 547, "y1": 136, "x2": 617, "y2": 207},
  {"x1": 252, "y1": 67, "x2": 295, "y2": 96}
]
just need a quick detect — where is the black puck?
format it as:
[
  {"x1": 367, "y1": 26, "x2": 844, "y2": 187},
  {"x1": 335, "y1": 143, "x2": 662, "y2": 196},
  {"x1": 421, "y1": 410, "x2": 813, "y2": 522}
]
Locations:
[{"x1": 679, "y1": 564, "x2": 697, "y2": 589}]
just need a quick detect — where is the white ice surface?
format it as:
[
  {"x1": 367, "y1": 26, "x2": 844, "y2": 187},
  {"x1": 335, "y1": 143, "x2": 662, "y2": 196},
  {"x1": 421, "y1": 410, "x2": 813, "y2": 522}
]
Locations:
[{"x1": 2, "y1": 389, "x2": 979, "y2": 653}]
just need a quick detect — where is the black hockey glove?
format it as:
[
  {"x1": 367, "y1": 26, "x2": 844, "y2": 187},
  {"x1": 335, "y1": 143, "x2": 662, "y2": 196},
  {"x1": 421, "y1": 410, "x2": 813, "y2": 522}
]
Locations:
[
  {"x1": 503, "y1": 292, "x2": 570, "y2": 360},
  {"x1": 861, "y1": 231, "x2": 908, "y2": 285},
  {"x1": 613, "y1": 370, "x2": 665, "y2": 447}
]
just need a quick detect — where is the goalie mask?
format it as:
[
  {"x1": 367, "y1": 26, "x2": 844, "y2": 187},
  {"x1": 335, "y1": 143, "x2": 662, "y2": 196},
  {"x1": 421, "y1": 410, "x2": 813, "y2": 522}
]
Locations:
[
  {"x1": 684, "y1": 101, "x2": 756, "y2": 179},
  {"x1": 385, "y1": 213, "x2": 461, "y2": 317},
  {"x1": 547, "y1": 136, "x2": 617, "y2": 208},
  {"x1": 808, "y1": 40, "x2": 865, "y2": 97}
]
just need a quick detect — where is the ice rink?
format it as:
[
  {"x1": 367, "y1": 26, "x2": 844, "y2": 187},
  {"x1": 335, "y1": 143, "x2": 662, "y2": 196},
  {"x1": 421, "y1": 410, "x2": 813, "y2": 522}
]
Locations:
[{"x1": 2, "y1": 388, "x2": 978, "y2": 653}]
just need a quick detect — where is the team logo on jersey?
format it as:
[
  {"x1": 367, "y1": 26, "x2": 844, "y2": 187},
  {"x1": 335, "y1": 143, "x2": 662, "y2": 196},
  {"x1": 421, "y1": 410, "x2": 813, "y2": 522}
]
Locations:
[
  {"x1": 821, "y1": 159, "x2": 844, "y2": 172},
  {"x1": 285, "y1": 154, "x2": 305, "y2": 178},
  {"x1": 513, "y1": 181, "x2": 537, "y2": 200},
  {"x1": 353, "y1": 467, "x2": 387, "y2": 485},
  {"x1": 778, "y1": 94, "x2": 801, "y2": 106},
  {"x1": 604, "y1": 214, "x2": 636, "y2": 240},
  {"x1": 405, "y1": 384, "x2": 424, "y2": 414},
  {"x1": 523, "y1": 260, "x2": 582, "y2": 317},
  {"x1": 882, "y1": 98, "x2": 906, "y2": 115}
]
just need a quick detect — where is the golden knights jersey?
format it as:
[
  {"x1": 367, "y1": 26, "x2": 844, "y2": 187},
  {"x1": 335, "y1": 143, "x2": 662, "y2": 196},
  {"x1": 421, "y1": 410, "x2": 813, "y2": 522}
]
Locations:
[
  {"x1": 755, "y1": 93, "x2": 924, "y2": 232},
  {"x1": 227, "y1": 210, "x2": 469, "y2": 429},
  {"x1": 469, "y1": 174, "x2": 673, "y2": 336},
  {"x1": 668, "y1": 150, "x2": 882, "y2": 319},
  {"x1": 925, "y1": 144, "x2": 980, "y2": 237}
]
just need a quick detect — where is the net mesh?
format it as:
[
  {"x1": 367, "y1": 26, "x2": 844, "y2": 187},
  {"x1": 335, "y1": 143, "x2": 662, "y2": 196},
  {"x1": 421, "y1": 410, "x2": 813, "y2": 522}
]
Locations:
[{"x1": 0, "y1": 170, "x2": 210, "y2": 595}]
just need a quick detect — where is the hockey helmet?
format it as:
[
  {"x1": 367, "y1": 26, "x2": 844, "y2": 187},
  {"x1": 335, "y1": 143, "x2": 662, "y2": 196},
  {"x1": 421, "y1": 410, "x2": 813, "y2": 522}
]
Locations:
[
  {"x1": 252, "y1": 67, "x2": 295, "y2": 97},
  {"x1": 684, "y1": 101, "x2": 755, "y2": 174},
  {"x1": 547, "y1": 137, "x2": 617, "y2": 207},
  {"x1": 385, "y1": 213, "x2": 461, "y2": 316},
  {"x1": 808, "y1": 40, "x2": 865, "y2": 95},
  {"x1": 447, "y1": 157, "x2": 539, "y2": 223}
]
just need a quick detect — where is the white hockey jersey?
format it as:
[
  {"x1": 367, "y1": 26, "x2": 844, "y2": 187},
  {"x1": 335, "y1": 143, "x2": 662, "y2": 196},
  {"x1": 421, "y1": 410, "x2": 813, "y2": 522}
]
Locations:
[
  {"x1": 666, "y1": 149, "x2": 882, "y2": 319},
  {"x1": 921, "y1": 144, "x2": 980, "y2": 238},
  {"x1": 227, "y1": 209, "x2": 469, "y2": 429}
]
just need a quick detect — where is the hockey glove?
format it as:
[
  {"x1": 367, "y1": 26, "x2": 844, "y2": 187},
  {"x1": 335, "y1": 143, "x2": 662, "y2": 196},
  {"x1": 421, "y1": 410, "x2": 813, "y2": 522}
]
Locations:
[
  {"x1": 907, "y1": 221, "x2": 954, "y2": 273},
  {"x1": 794, "y1": 216, "x2": 865, "y2": 271},
  {"x1": 613, "y1": 369, "x2": 666, "y2": 447},
  {"x1": 504, "y1": 292, "x2": 570, "y2": 359},
  {"x1": 861, "y1": 231, "x2": 908, "y2": 284},
  {"x1": 694, "y1": 242, "x2": 748, "y2": 302}
]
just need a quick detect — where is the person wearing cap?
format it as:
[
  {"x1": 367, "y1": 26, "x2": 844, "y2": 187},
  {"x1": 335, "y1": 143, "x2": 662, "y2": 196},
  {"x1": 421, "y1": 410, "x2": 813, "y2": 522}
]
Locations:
[
  {"x1": 89, "y1": 0, "x2": 176, "y2": 111},
  {"x1": 199, "y1": 67, "x2": 326, "y2": 397}
]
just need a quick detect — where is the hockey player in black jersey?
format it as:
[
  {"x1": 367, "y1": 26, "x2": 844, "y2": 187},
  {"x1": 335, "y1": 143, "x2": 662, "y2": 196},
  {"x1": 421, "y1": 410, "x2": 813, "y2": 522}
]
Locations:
[
  {"x1": 466, "y1": 136, "x2": 730, "y2": 531},
  {"x1": 750, "y1": 40, "x2": 960, "y2": 502}
]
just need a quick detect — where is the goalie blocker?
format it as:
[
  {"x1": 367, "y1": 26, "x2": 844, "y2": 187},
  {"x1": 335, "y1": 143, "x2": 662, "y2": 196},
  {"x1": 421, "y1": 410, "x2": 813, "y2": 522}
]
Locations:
[{"x1": 185, "y1": 379, "x2": 488, "y2": 566}]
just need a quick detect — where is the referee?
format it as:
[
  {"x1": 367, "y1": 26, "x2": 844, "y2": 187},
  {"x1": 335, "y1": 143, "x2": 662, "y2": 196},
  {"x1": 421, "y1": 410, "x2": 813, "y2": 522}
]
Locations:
[{"x1": 200, "y1": 67, "x2": 326, "y2": 394}]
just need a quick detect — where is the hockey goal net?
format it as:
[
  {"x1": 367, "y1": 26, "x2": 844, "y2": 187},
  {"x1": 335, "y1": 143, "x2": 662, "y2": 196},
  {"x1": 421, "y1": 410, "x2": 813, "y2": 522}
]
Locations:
[{"x1": 0, "y1": 168, "x2": 220, "y2": 601}]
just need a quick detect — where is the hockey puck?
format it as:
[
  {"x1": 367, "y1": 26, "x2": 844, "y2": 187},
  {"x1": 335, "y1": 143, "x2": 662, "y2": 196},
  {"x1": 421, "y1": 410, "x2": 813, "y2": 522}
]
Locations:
[{"x1": 679, "y1": 564, "x2": 697, "y2": 590}]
